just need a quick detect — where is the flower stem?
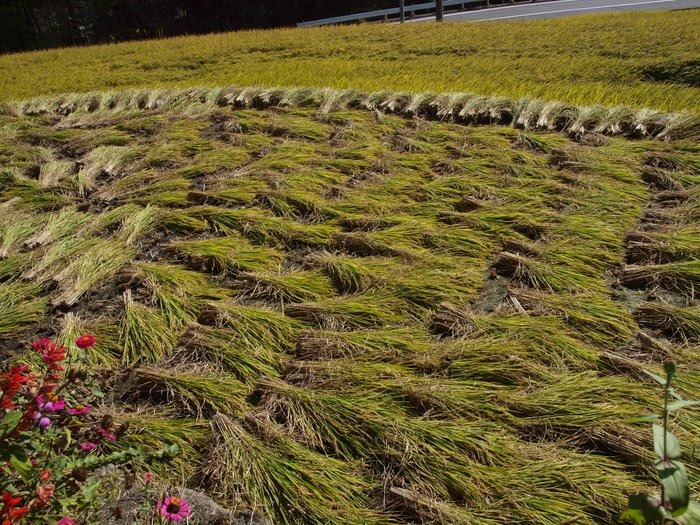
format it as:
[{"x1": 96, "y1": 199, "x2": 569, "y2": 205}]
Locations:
[{"x1": 661, "y1": 371, "x2": 671, "y2": 507}]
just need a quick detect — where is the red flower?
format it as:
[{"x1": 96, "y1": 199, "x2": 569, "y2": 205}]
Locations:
[
  {"x1": 0, "y1": 365, "x2": 32, "y2": 390},
  {"x1": 30, "y1": 338, "x2": 52, "y2": 352},
  {"x1": 75, "y1": 334, "x2": 96, "y2": 349},
  {"x1": 41, "y1": 343, "x2": 66, "y2": 365},
  {"x1": 0, "y1": 396, "x2": 14, "y2": 411},
  {"x1": 39, "y1": 469, "x2": 51, "y2": 482},
  {"x1": 0, "y1": 492, "x2": 28, "y2": 524},
  {"x1": 0, "y1": 365, "x2": 34, "y2": 411}
]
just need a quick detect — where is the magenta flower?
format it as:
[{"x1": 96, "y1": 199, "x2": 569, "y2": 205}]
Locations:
[
  {"x1": 96, "y1": 426, "x2": 117, "y2": 441},
  {"x1": 159, "y1": 496, "x2": 191, "y2": 521},
  {"x1": 38, "y1": 416, "x2": 51, "y2": 429},
  {"x1": 78, "y1": 442, "x2": 97, "y2": 452},
  {"x1": 37, "y1": 393, "x2": 65, "y2": 412},
  {"x1": 56, "y1": 518, "x2": 76, "y2": 525},
  {"x1": 68, "y1": 404, "x2": 91, "y2": 415}
]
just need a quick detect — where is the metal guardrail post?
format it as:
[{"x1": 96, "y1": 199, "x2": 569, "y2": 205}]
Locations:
[
  {"x1": 436, "y1": 0, "x2": 444, "y2": 20},
  {"x1": 399, "y1": 0, "x2": 405, "y2": 22}
]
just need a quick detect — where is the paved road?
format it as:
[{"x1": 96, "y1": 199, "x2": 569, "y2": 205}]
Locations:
[{"x1": 407, "y1": 0, "x2": 700, "y2": 22}]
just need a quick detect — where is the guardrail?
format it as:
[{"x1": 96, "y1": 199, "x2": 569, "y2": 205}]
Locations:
[{"x1": 297, "y1": 0, "x2": 530, "y2": 27}]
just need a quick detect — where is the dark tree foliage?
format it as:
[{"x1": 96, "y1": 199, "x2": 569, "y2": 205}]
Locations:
[{"x1": 0, "y1": 0, "x2": 407, "y2": 53}]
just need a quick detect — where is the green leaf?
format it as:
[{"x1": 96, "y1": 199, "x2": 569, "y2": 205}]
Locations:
[
  {"x1": 64, "y1": 427, "x2": 72, "y2": 448},
  {"x1": 668, "y1": 387, "x2": 684, "y2": 401},
  {"x1": 675, "y1": 500, "x2": 700, "y2": 525},
  {"x1": 0, "y1": 411, "x2": 22, "y2": 437},
  {"x1": 626, "y1": 414, "x2": 661, "y2": 423},
  {"x1": 626, "y1": 494, "x2": 667, "y2": 523},
  {"x1": 644, "y1": 369, "x2": 667, "y2": 386},
  {"x1": 656, "y1": 459, "x2": 690, "y2": 514},
  {"x1": 619, "y1": 508, "x2": 645, "y2": 525},
  {"x1": 653, "y1": 424, "x2": 682, "y2": 460},
  {"x1": 667, "y1": 400, "x2": 700, "y2": 412},
  {"x1": 7, "y1": 445, "x2": 33, "y2": 482}
]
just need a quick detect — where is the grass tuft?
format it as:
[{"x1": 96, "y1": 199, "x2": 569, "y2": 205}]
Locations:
[
  {"x1": 169, "y1": 235, "x2": 284, "y2": 274},
  {"x1": 119, "y1": 290, "x2": 180, "y2": 365},
  {"x1": 0, "y1": 282, "x2": 47, "y2": 335},
  {"x1": 203, "y1": 413, "x2": 384, "y2": 525},
  {"x1": 130, "y1": 366, "x2": 251, "y2": 417}
]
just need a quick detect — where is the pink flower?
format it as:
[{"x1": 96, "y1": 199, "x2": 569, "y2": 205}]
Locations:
[
  {"x1": 96, "y1": 427, "x2": 116, "y2": 441},
  {"x1": 78, "y1": 442, "x2": 97, "y2": 452},
  {"x1": 142, "y1": 472, "x2": 153, "y2": 483},
  {"x1": 159, "y1": 496, "x2": 191, "y2": 521},
  {"x1": 38, "y1": 417, "x2": 51, "y2": 429},
  {"x1": 67, "y1": 404, "x2": 91, "y2": 415},
  {"x1": 31, "y1": 337, "x2": 52, "y2": 352},
  {"x1": 32, "y1": 483, "x2": 54, "y2": 508},
  {"x1": 57, "y1": 518, "x2": 76, "y2": 525},
  {"x1": 37, "y1": 393, "x2": 65, "y2": 412},
  {"x1": 75, "y1": 334, "x2": 96, "y2": 349}
]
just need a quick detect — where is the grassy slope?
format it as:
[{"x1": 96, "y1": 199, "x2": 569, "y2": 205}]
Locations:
[
  {"x1": 1, "y1": 91, "x2": 699, "y2": 524},
  {"x1": 0, "y1": 10, "x2": 699, "y2": 111}
]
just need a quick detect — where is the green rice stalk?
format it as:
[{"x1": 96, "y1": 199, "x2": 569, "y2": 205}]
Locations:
[
  {"x1": 131, "y1": 365, "x2": 251, "y2": 417},
  {"x1": 508, "y1": 288, "x2": 636, "y2": 346},
  {"x1": 169, "y1": 236, "x2": 284, "y2": 274},
  {"x1": 257, "y1": 377, "x2": 397, "y2": 458},
  {"x1": 119, "y1": 290, "x2": 181, "y2": 365},
  {"x1": 634, "y1": 301, "x2": 700, "y2": 342},
  {"x1": 106, "y1": 406, "x2": 210, "y2": 484},
  {"x1": 23, "y1": 207, "x2": 90, "y2": 249},
  {"x1": 0, "y1": 281, "x2": 47, "y2": 334},
  {"x1": 50, "y1": 238, "x2": 134, "y2": 306},
  {"x1": 0, "y1": 205, "x2": 38, "y2": 258},
  {"x1": 304, "y1": 251, "x2": 380, "y2": 294},
  {"x1": 38, "y1": 160, "x2": 74, "y2": 188},
  {"x1": 294, "y1": 327, "x2": 431, "y2": 362},
  {"x1": 620, "y1": 261, "x2": 700, "y2": 292},
  {"x1": 132, "y1": 261, "x2": 225, "y2": 329},
  {"x1": 233, "y1": 270, "x2": 334, "y2": 304},
  {"x1": 285, "y1": 292, "x2": 410, "y2": 329},
  {"x1": 198, "y1": 300, "x2": 301, "y2": 353},
  {"x1": 117, "y1": 204, "x2": 162, "y2": 245},
  {"x1": 203, "y1": 413, "x2": 384, "y2": 525},
  {"x1": 180, "y1": 323, "x2": 282, "y2": 382}
]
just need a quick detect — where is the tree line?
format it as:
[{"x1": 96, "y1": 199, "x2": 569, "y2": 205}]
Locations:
[{"x1": 0, "y1": 0, "x2": 412, "y2": 53}]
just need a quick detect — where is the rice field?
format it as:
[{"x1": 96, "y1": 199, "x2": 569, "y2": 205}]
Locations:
[
  {"x1": 1, "y1": 85, "x2": 698, "y2": 524},
  {"x1": 0, "y1": 9, "x2": 699, "y2": 111}
]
